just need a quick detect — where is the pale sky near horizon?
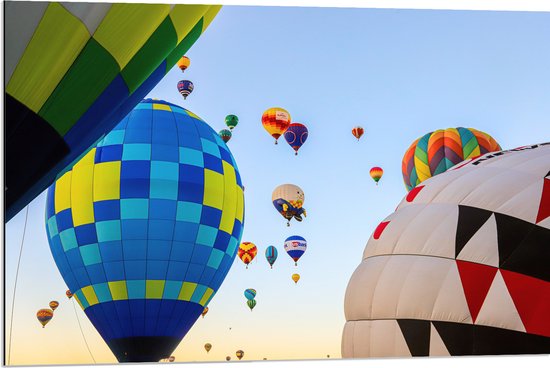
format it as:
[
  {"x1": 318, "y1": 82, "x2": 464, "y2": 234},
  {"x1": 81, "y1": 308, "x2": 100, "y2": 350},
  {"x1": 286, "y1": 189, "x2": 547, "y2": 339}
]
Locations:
[{"x1": 5, "y1": 4, "x2": 550, "y2": 365}]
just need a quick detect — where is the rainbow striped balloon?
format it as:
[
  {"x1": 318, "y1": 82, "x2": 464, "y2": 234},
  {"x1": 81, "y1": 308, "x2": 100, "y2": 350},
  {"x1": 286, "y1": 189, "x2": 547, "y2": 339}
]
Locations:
[{"x1": 402, "y1": 127, "x2": 501, "y2": 191}]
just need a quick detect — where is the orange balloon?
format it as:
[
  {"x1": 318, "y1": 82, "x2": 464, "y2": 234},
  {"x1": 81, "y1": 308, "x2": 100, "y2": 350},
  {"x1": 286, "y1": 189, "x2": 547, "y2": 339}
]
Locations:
[{"x1": 262, "y1": 107, "x2": 291, "y2": 144}]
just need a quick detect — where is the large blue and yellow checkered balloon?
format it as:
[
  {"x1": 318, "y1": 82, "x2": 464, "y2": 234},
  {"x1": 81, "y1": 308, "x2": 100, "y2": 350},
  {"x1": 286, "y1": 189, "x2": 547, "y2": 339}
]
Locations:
[{"x1": 45, "y1": 99, "x2": 244, "y2": 362}]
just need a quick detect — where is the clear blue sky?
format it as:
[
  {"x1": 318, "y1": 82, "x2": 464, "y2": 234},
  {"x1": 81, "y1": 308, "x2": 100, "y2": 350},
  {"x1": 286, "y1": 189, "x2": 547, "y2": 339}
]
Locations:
[{"x1": 6, "y1": 5, "x2": 550, "y2": 365}]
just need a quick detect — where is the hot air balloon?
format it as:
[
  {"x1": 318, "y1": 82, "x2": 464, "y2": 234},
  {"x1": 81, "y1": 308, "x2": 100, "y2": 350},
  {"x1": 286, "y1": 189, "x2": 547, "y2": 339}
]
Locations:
[
  {"x1": 238, "y1": 242, "x2": 258, "y2": 269},
  {"x1": 37, "y1": 309, "x2": 54, "y2": 328},
  {"x1": 352, "y1": 126, "x2": 364, "y2": 141},
  {"x1": 177, "y1": 80, "x2": 194, "y2": 100},
  {"x1": 262, "y1": 107, "x2": 291, "y2": 144},
  {"x1": 5, "y1": 3, "x2": 221, "y2": 222},
  {"x1": 244, "y1": 288, "x2": 257, "y2": 301},
  {"x1": 247, "y1": 299, "x2": 256, "y2": 311},
  {"x1": 45, "y1": 99, "x2": 245, "y2": 362},
  {"x1": 168, "y1": 356, "x2": 175, "y2": 363},
  {"x1": 265, "y1": 246, "x2": 278, "y2": 269},
  {"x1": 284, "y1": 123, "x2": 308, "y2": 155},
  {"x1": 342, "y1": 143, "x2": 550, "y2": 358},
  {"x1": 370, "y1": 167, "x2": 383, "y2": 185},
  {"x1": 66, "y1": 290, "x2": 73, "y2": 299},
  {"x1": 236, "y1": 350, "x2": 244, "y2": 360},
  {"x1": 225, "y1": 115, "x2": 239, "y2": 130},
  {"x1": 219, "y1": 129, "x2": 232, "y2": 143},
  {"x1": 402, "y1": 127, "x2": 501, "y2": 191},
  {"x1": 201, "y1": 307, "x2": 209, "y2": 318},
  {"x1": 204, "y1": 343, "x2": 212, "y2": 353},
  {"x1": 177, "y1": 56, "x2": 191, "y2": 72},
  {"x1": 226, "y1": 356, "x2": 231, "y2": 361},
  {"x1": 272, "y1": 184, "x2": 307, "y2": 226},
  {"x1": 284, "y1": 236, "x2": 307, "y2": 266},
  {"x1": 292, "y1": 273, "x2": 300, "y2": 284},
  {"x1": 49, "y1": 300, "x2": 59, "y2": 311}
]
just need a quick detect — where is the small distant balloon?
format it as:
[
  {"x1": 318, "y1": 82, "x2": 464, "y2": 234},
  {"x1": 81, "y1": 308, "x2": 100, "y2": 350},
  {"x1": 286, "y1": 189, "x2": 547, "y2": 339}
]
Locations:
[
  {"x1": 236, "y1": 350, "x2": 244, "y2": 360},
  {"x1": 284, "y1": 235, "x2": 307, "y2": 266},
  {"x1": 219, "y1": 129, "x2": 232, "y2": 143},
  {"x1": 177, "y1": 56, "x2": 191, "y2": 72},
  {"x1": 292, "y1": 273, "x2": 300, "y2": 284},
  {"x1": 225, "y1": 115, "x2": 239, "y2": 130},
  {"x1": 262, "y1": 107, "x2": 291, "y2": 144},
  {"x1": 177, "y1": 80, "x2": 194, "y2": 100},
  {"x1": 247, "y1": 299, "x2": 257, "y2": 311},
  {"x1": 204, "y1": 343, "x2": 212, "y2": 353},
  {"x1": 168, "y1": 356, "x2": 175, "y2": 362},
  {"x1": 370, "y1": 167, "x2": 383, "y2": 185},
  {"x1": 238, "y1": 242, "x2": 258, "y2": 269},
  {"x1": 244, "y1": 288, "x2": 257, "y2": 301},
  {"x1": 352, "y1": 126, "x2": 364, "y2": 141},
  {"x1": 49, "y1": 300, "x2": 59, "y2": 311},
  {"x1": 201, "y1": 307, "x2": 209, "y2": 318},
  {"x1": 37, "y1": 309, "x2": 54, "y2": 328},
  {"x1": 226, "y1": 356, "x2": 231, "y2": 361},
  {"x1": 66, "y1": 290, "x2": 73, "y2": 299},
  {"x1": 284, "y1": 123, "x2": 308, "y2": 155},
  {"x1": 265, "y1": 246, "x2": 278, "y2": 269}
]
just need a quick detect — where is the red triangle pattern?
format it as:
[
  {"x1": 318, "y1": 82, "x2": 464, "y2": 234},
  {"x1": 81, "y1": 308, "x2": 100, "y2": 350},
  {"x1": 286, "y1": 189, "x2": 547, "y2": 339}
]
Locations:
[
  {"x1": 536, "y1": 178, "x2": 550, "y2": 223},
  {"x1": 406, "y1": 185, "x2": 424, "y2": 202},
  {"x1": 501, "y1": 269, "x2": 550, "y2": 337},
  {"x1": 456, "y1": 260, "x2": 498, "y2": 323}
]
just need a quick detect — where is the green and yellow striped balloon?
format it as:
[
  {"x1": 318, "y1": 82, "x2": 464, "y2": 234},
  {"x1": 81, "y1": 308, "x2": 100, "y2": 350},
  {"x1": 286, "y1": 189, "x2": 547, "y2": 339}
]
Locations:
[{"x1": 402, "y1": 127, "x2": 501, "y2": 191}]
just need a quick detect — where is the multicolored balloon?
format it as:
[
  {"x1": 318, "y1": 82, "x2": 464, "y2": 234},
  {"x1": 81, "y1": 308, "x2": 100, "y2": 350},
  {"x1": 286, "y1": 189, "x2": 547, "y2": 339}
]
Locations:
[
  {"x1": 265, "y1": 246, "x2": 278, "y2": 269},
  {"x1": 284, "y1": 123, "x2": 308, "y2": 155},
  {"x1": 4, "y1": 3, "x2": 220, "y2": 222},
  {"x1": 177, "y1": 80, "x2": 194, "y2": 99},
  {"x1": 37, "y1": 309, "x2": 53, "y2": 328},
  {"x1": 284, "y1": 236, "x2": 307, "y2": 266},
  {"x1": 352, "y1": 126, "x2": 364, "y2": 141},
  {"x1": 272, "y1": 184, "x2": 307, "y2": 226},
  {"x1": 238, "y1": 242, "x2": 258, "y2": 269},
  {"x1": 45, "y1": 99, "x2": 244, "y2": 362},
  {"x1": 402, "y1": 127, "x2": 501, "y2": 191},
  {"x1": 292, "y1": 273, "x2": 300, "y2": 284},
  {"x1": 66, "y1": 290, "x2": 73, "y2": 299},
  {"x1": 177, "y1": 56, "x2": 191, "y2": 72},
  {"x1": 262, "y1": 107, "x2": 291, "y2": 144},
  {"x1": 370, "y1": 167, "x2": 383, "y2": 185},
  {"x1": 225, "y1": 115, "x2": 239, "y2": 130},
  {"x1": 236, "y1": 350, "x2": 244, "y2": 360},
  {"x1": 244, "y1": 288, "x2": 257, "y2": 301},
  {"x1": 219, "y1": 129, "x2": 232, "y2": 143},
  {"x1": 204, "y1": 343, "x2": 212, "y2": 353},
  {"x1": 247, "y1": 299, "x2": 257, "y2": 312},
  {"x1": 201, "y1": 307, "x2": 209, "y2": 318},
  {"x1": 49, "y1": 301, "x2": 59, "y2": 311}
]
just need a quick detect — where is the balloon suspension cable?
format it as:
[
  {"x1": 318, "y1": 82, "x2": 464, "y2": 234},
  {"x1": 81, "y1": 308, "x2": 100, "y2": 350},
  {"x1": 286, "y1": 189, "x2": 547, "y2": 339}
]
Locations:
[
  {"x1": 275, "y1": 140, "x2": 278, "y2": 145},
  {"x1": 295, "y1": 152, "x2": 298, "y2": 156},
  {"x1": 71, "y1": 299, "x2": 97, "y2": 363},
  {"x1": 8, "y1": 205, "x2": 29, "y2": 365}
]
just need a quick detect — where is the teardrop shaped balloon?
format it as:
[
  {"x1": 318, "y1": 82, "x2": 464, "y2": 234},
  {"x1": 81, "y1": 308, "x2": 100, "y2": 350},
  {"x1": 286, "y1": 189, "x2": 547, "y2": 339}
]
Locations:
[
  {"x1": 168, "y1": 356, "x2": 175, "y2": 362},
  {"x1": 292, "y1": 273, "x2": 300, "y2": 284},
  {"x1": 236, "y1": 350, "x2": 244, "y2": 360},
  {"x1": 244, "y1": 288, "x2": 257, "y2": 301},
  {"x1": 49, "y1": 300, "x2": 59, "y2": 311},
  {"x1": 204, "y1": 343, "x2": 212, "y2": 353},
  {"x1": 238, "y1": 242, "x2": 258, "y2": 269},
  {"x1": 66, "y1": 290, "x2": 73, "y2": 299},
  {"x1": 37, "y1": 309, "x2": 53, "y2": 328},
  {"x1": 177, "y1": 56, "x2": 191, "y2": 72},
  {"x1": 284, "y1": 123, "x2": 308, "y2": 155},
  {"x1": 272, "y1": 184, "x2": 306, "y2": 226},
  {"x1": 284, "y1": 236, "x2": 307, "y2": 266},
  {"x1": 226, "y1": 356, "x2": 231, "y2": 361},
  {"x1": 219, "y1": 129, "x2": 232, "y2": 143},
  {"x1": 246, "y1": 299, "x2": 256, "y2": 312},
  {"x1": 177, "y1": 80, "x2": 194, "y2": 100},
  {"x1": 225, "y1": 115, "x2": 239, "y2": 130},
  {"x1": 45, "y1": 99, "x2": 245, "y2": 362},
  {"x1": 352, "y1": 126, "x2": 364, "y2": 141},
  {"x1": 201, "y1": 307, "x2": 209, "y2": 318},
  {"x1": 262, "y1": 107, "x2": 291, "y2": 144},
  {"x1": 370, "y1": 167, "x2": 383, "y2": 185},
  {"x1": 265, "y1": 246, "x2": 278, "y2": 269}
]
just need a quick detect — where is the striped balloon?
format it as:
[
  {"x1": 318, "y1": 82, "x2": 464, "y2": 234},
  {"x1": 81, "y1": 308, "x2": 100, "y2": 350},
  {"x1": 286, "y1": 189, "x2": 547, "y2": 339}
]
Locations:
[
  {"x1": 352, "y1": 126, "x2": 364, "y2": 141},
  {"x1": 265, "y1": 246, "x2": 278, "y2": 268},
  {"x1": 244, "y1": 288, "x2": 257, "y2": 300},
  {"x1": 238, "y1": 242, "x2": 258, "y2": 269},
  {"x1": 369, "y1": 167, "x2": 383, "y2": 185},
  {"x1": 37, "y1": 309, "x2": 54, "y2": 328},
  {"x1": 262, "y1": 107, "x2": 291, "y2": 144},
  {"x1": 402, "y1": 127, "x2": 501, "y2": 191}
]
